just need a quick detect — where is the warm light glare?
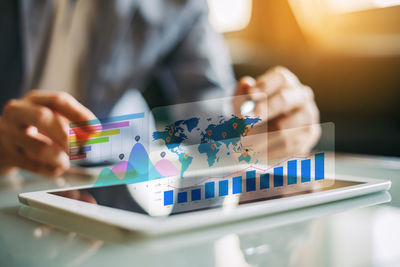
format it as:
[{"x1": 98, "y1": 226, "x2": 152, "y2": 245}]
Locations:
[
  {"x1": 207, "y1": 0, "x2": 252, "y2": 33},
  {"x1": 288, "y1": 0, "x2": 400, "y2": 56},
  {"x1": 326, "y1": 0, "x2": 400, "y2": 14}
]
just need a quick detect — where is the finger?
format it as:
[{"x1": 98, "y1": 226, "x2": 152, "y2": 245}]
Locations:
[
  {"x1": 268, "y1": 100, "x2": 320, "y2": 132},
  {"x1": 267, "y1": 126, "x2": 309, "y2": 150},
  {"x1": 267, "y1": 128, "x2": 314, "y2": 161},
  {"x1": 2, "y1": 99, "x2": 70, "y2": 152},
  {"x1": 16, "y1": 128, "x2": 69, "y2": 169},
  {"x1": 253, "y1": 85, "x2": 314, "y2": 121},
  {"x1": 234, "y1": 76, "x2": 256, "y2": 96},
  {"x1": 239, "y1": 96, "x2": 319, "y2": 139},
  {"x1": 245, "y1": 104, "x2": 321, "y2": 161},
  {"x1": 268, "y1": 121, "x2": 321, "y2": 156},
  {"x1": 254, "y1": 66, "x2": 301, "y2": 98},
  {"x1": 0, "y1": 123, "x2": 70, "y2": 170},
  {"x1": 268, "y1": 130, "x2": 321, "y2": 160},
  {"x1": 249, "y1": 102, "x2": 319, "y2": 143},
  {"x1": 26, "y1": 91, "x2": 96, "y2": 124},
  {"x1": 27, "y1": 91, "x2": 98, "y2": 147}
]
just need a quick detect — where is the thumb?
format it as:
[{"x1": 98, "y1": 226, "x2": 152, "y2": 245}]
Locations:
[{"x1": 235, "y1": 76, "x2": 256, "y2": 96}]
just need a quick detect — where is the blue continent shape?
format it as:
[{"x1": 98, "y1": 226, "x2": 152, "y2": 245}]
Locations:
[
  {"x1": 183, "y1": 118, "x2": 200, "y2": 132},
  {"x1": 238, "y1": 153, "x2": 252, "y2": 163},
  {"x1": 153, "y1": 115, "x2": 261, "y2": 173},
  {"x1": 198, "y1": 115, "x2": 261, "y2": 167},
  {"x1": 152, "y1": 117, "x2": 199, "y2": 177},
  {"x1": 177, "y1": 152, "x2": 193, "y2": 178},
  {"x1": 198, "y1": 142, "x2": 221, "y2": 167}
]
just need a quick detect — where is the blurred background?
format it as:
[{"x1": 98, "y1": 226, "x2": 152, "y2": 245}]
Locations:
[{"x1": 207, "y1": 0, "x2": 400, "y2": 157}]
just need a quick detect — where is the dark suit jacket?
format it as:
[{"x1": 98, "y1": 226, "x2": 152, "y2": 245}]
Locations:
[{"x1": 1, "y1": 0, "x2": 236, "y2": 117}]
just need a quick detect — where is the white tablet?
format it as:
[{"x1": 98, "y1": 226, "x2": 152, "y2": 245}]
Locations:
[{"x1": 18, "y1": 175, "x2": 391, "y2": 236}]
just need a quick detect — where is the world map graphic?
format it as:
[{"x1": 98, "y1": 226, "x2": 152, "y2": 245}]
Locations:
[{"x1": 152, "y1": 115, "x2": 262, "y2": 177}]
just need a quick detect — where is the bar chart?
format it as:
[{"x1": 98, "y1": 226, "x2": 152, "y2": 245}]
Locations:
[
  {"x1": 69, "y1": 113, "x2": 145, "y2": 162},
  {"x1": 163, "y1": 152, "x2": 327, "y2": 206}
]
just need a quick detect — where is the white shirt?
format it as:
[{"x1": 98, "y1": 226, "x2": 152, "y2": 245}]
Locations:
[{"x1": 39, "y1": 0, "x2": 95, "y2": 103}]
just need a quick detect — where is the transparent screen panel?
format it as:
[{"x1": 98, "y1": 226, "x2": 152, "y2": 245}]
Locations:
[
  {"x1": 67, "y1": 98, "x2": 334, "y2": 217},
  {"x1": 146, "y1": 95, "x2": 268, "y2": 215},
  {"x1": 68, "y1": 112, "x2": 149, "y2": 186},
  {"x1": 148, "y1": 122, "x2": 334, "y2": 215}
]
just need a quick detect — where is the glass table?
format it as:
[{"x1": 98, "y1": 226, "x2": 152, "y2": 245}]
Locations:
[{"x1": 1, "y1": 153, "x2": 399, "y2": 267}]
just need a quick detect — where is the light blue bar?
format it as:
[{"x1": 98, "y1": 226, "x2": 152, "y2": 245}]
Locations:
[
  {"x1": 287, "y1": 160, "x2": 297, "y2": 185},
  {"x1": 315, "y1": 153, "x2": 325, "y2": 180},
  {"x1": 301, "y1": 159, "x2": 311, "y2": 182},
  {"x1": 219, "y1": 180, "x2": 228, "y2": 196},
  {"x1": 232, "y1": 176, "x2": 242, "y2": 194},
  {"x1": 205, "y1": 182, "x2": 215, "y2": 198},
  {"x1": 274, "y1": 167, "x2": 283, "y2": 187},
  {"x1": 69, "y1": 145, "x2": 91, "y2": 153},
  {"x1": 70, "y1": 112, "x2": 145, "y2": 127},
  {"x1": 164, "y1": 190, "x2": 173, "y2": 206},
  {"x1": 246, "y1": 170, "x2": 256, "y2": 192}
]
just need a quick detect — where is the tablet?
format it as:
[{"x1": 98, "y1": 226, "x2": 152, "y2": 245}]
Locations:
[{"x1": 18, "y1": 175, "x2": 391, "y2": 235}]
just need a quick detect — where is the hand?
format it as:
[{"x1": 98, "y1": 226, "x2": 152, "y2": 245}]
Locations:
[
  {"x1": 0, "y1": 91, "x2": 96, "y2": 177},
  {"x1": 234, "y1": 66, "x2": 321, "y2": 160}
]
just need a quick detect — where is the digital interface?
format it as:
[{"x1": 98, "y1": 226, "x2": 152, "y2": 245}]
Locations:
[
  {"x1": 161, "y1": 151, "x2": 327, "y2": 208},
  {"x1": 68, "y1": 96, "x2": 335, "y2": 216},
  {"x1": 69, "y1": 113, "x2": 146, "y2": 164}
]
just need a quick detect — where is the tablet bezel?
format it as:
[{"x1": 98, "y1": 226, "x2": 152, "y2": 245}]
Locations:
[{"x1": 18, "y1": 175, "x2": 391, "y2": 235}]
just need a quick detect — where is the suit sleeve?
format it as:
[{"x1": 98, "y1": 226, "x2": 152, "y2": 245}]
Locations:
[{"x1": 156, "y1": 3, "x2": 237, "y2": 104}]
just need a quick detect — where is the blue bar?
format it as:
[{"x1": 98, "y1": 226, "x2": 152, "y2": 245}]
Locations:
[
  {"x1": 219, "y1": 180, "x2": 228, "y2": 196},
  {"x1": 260, "y1": 173, "x2": 270, "y2": 189},
  {"x1": 164, "y1": 190, "x2": 173, "y2": 206},
  {"x1": 232, "y1": 176, "x2": 242, "y2": 194},
  {"x1": 301, "y1": 159, "x2": 311, "y2": 182},
  {"x1": 178, "y1": 192, "x2": 187, "y2": 203},
  {"x1": 274, "y1": 167, "x2": 283, "y2": 187},
  {"x1": 246, "y1": 170, "x2": 256, "y2": 192},
  {"x1": 191, "y1": 189, "x2": 201, "y2": 201},
  {"x1": 70, "y1": 112, "x2": 145, "y2": 127},
  {"x1": 69, "y1": 145, "x2": 92, "y2": 153},
  {"x1": 205, "y1": 182, "x2": 215, "y2": 198},
  {"x1": 287, "y1": 160, "x2": 297, "y2": 185},
  {"x1": 315, "y1": 153, "x2": 325, "y2": 180}
]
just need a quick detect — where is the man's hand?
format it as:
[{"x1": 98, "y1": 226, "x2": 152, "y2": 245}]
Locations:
[
  {"x1": 0, "y1": 91, "x2": 96, "y2": 177},
  {"x1": 235, "y1": 66, "x2": 321, "y2": 160}
]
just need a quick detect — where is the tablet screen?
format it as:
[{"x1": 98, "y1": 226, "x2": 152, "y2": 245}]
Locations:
[{"x1": 51, "y1": 180, "x2": 363, "y2": 216}]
